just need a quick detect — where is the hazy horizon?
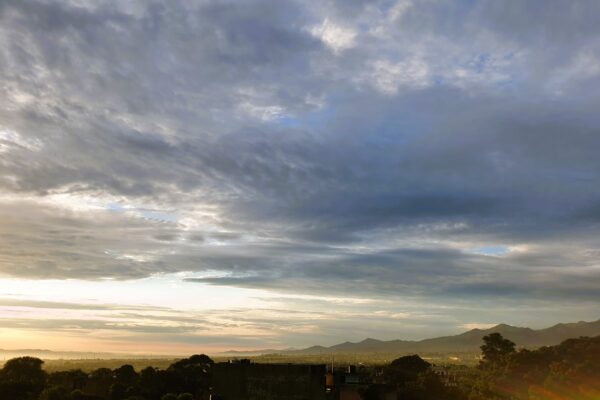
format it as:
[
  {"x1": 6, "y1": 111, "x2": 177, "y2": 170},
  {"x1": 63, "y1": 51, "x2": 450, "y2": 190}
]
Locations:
[
  {"x1": 1, "y1": 0, "x2": 600, "y2": 354},
  {"x1": 1, "y1": 317, "x2": 598, "y2": 357}
]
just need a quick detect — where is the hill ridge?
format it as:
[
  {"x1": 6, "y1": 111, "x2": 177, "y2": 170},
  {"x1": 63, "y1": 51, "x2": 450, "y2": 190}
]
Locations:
[{"x1": 218, "y1": 318, "x2": 600, "y2": 356}]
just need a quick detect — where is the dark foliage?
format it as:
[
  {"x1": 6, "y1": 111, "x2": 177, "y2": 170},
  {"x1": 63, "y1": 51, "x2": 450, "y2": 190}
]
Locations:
[
  {"x1": 379, "y1": 354, "x2": 462, "y2": 400},
  {"x1": 480, "y1": 332, "x2": 516, "y2": 366},
  {"x1": 0, "y1": 356, "x2": 47, "y2": 400},
  {"x1": 383, "y1": 354, "x2": 431, "y2": 385},
  {"x1": 2, "y1": 338, "x2": 598, "y2": 400},
  {"x1": 0, "y1": 355, "x2": 213, "y2": 400},
  {"x1": 466, "y1": 335, "x2": 600, "y2": 399},
  {"x1": 165, "y1": 354, "x2": 213, "y2": 399}
]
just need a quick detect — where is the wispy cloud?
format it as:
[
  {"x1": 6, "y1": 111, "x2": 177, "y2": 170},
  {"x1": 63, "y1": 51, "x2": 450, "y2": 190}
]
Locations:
[{"x1": 1, "y1": 0, "x2": 600, "y2": 349}]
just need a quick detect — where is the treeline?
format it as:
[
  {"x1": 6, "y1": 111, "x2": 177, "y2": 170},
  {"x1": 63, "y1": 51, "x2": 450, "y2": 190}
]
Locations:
[
  {"x1": 0, "y1": 354, "x2": 213, "y2": 400},
  {"x1": 465, "y1": 334, "x2": 600, "y2": 399},
  {"x1": 1, "y1": 335, "x2": 598, "y2": 400},
  {"x1": 354, "y1": 334, "x2": 600, "y2": 399}
]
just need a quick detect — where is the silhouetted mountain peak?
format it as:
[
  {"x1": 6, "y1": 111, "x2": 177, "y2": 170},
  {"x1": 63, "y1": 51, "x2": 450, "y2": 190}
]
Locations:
[
  {"x1": 360, "y1": 338, "x2": 381, "y2": 344},
  {"x1": 216, "y1": 318, "x2": 600, "y2": 357},
  {"x1": 284, "y1": 318, "x2": 600, "y2": 356}
]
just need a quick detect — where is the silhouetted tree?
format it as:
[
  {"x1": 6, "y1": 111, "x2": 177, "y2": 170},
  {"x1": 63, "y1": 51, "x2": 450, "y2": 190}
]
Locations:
[
  {"x1": 48, "y1": 369, "x2": 88, "y2": 392},
  {"x1": 139, "y1": 366, "x2": 161, "y2": 400},
  {"x1": 465, "y1": 334, "x2": 600, "y2": 399},
  {"x1": 0, "y1": 356, "x2": 47, "y2": 400},
  {"x1": 384, "y1": 354, "x2": 431, "y2": 385},
  {"x1": 167, "y1": 354, "x2": 213, "y2": 398},
  {"x1": 114, "y1": 365, "x2": 138, "y2": 387},
  {"x1": 380, "y1": 355, "x2": 463, "y2": 400},
  {"x1": 480, "y1": 333, "x2": 515, "y2": 366},
  {"x1": 86, "y1": 368, "x2": 114, "y2": 398}
]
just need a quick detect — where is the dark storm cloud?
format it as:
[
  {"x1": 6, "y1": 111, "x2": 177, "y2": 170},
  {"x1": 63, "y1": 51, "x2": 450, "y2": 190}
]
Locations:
[{"x1": 1, "y1": 0, "x2": 600, "y2": 308}]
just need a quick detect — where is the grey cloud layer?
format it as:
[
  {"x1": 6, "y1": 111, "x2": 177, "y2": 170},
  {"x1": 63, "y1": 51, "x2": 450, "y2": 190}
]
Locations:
[{"x1": 1, "y1": 0, "x2": 600, "y2": 308}]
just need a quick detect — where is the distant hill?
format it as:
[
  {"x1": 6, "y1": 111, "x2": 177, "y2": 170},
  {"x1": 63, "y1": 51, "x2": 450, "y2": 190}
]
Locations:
[
  {"x1": 222, "y1": 319, "x2": 600, "y2": 356},
  {"x1": 5, "y1": 319, "x2": 599, "y2": 360}
]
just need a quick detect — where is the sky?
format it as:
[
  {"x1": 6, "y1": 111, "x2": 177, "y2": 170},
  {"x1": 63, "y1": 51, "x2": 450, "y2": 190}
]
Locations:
[{"x1": 1, "y1": 0, "x2": 600, "y2": 354}]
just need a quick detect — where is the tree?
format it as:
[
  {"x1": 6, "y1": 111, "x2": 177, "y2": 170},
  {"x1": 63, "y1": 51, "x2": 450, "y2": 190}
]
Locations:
[
  {"x1": 467, "y1": 335, "x2": 600, "y2": 399},
  {"x1": 47, "y1": 369, "x2": 88, "y2": 392},
  {"x1": 86, "y1": 368, "x2": 114, "y2": 398},
  {"x1": 139, "y1": 367, "x2": 162, "y2": 400},
  {"x1": 167, "y1": 354, "x2": 213, "y2": 398},
  {"x1": 0, "y1": 356, "x2": 47, "y2": 400},
  {"x1": 480, "y1": 333, "x2": 515, "y2": 366},
  {"x1": 0, "y1": 356, "x2": 46, "y2": 386},
  {"x1": 384, "y1": 355, "x2": 431, "y2": 386},
  {"x1": 114, "y1": 365, "x2": 138, "y2": 386}
]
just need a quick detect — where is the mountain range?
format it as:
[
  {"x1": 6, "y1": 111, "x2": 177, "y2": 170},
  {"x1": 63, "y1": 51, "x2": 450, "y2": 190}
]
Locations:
[
  {"x1": 4, "y1": 319, "x2": 599, "y2": 359},
  {"x1": 221, "y1": 319, "x2": 600, "y2": 356}
]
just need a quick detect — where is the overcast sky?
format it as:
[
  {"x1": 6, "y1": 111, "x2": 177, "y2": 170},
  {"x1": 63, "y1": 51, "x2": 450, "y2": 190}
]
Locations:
[{"x1": 1, "y1": 0, "x2": 600, "y2": 354}]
